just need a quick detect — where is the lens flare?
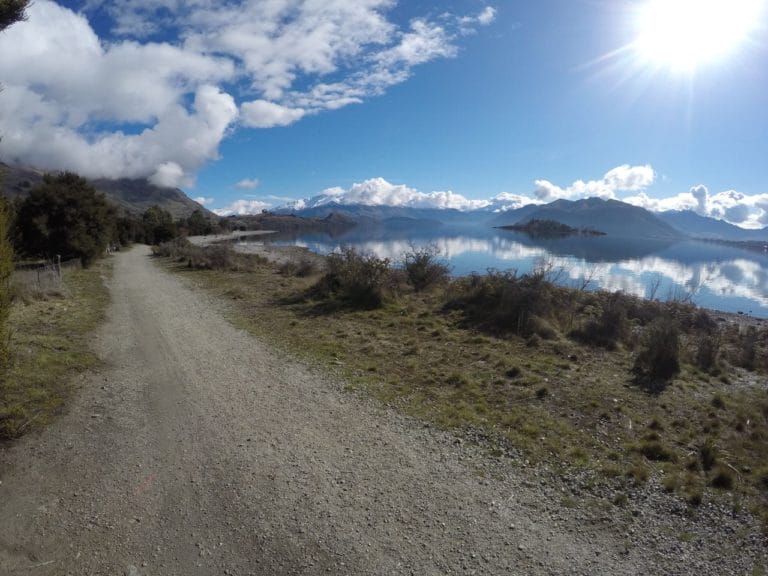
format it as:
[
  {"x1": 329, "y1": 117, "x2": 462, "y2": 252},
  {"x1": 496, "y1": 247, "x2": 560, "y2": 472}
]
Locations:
[{"x1": 634, "y1": 0, "x2": 764, "y2": 71}]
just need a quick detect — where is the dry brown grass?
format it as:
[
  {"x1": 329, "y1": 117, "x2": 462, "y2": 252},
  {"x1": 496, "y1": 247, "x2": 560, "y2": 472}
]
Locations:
[
  {"x1": 0, "y1": 260, "x2": 110, "y2": 439},
  {"x1": 159, "y1": 254, "x2": 768, "y2": 523}
]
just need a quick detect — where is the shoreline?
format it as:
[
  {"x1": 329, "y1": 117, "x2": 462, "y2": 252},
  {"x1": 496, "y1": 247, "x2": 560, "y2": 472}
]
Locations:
[
  {"x1": 187, "y1": 230, "x2": 275, "y2": 246},
  {"x1": 190, "y1": 233, "x2": 768, "y2": 323}
]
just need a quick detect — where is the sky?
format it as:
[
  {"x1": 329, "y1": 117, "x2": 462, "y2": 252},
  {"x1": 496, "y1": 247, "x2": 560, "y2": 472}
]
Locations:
[{"x1": 1, "y1": 0, "x2": 767, "y2": 228}]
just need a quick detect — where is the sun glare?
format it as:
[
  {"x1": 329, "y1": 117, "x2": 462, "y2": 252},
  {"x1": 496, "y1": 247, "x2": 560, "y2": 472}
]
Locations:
[{"x1": 635, "y1": 0, "x2": 764, "y2": 71}]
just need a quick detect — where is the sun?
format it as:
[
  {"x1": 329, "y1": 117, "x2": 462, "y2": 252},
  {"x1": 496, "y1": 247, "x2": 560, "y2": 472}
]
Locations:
[{"x1": 634, "y1": 0, "x2": 764, "y2": 72}]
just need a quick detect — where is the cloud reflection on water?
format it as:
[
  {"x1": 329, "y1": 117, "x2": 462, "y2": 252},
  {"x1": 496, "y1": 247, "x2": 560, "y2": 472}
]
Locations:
[{"x1": 263, "y1": 231, "x2": 768, "y2": 316}]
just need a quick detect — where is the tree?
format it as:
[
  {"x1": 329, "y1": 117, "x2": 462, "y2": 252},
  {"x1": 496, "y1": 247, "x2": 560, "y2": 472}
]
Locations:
[
  {"x1": 141, "y1": 205, "x2": 177, "y2": 244},
  {"x1": 1, "y1": 0, "x2": 31, "y2": 366},
  {"x1": 15, "y1": 173, "x2": 116, "y2": 267},
  {"x1": 0, "y1": 0, "x2": 29, "y2": 31},
  {"x1": 0, "y1": 196, "x2": 13, "y2": 366},
  {"x1": 185, "y1": 209, "x2": 213, "y2": 236}
]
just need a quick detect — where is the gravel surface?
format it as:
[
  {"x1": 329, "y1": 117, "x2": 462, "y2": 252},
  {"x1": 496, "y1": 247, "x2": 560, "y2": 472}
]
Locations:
[{"x1": 0, "y1": 245, "x2": 765, "y2": 575}]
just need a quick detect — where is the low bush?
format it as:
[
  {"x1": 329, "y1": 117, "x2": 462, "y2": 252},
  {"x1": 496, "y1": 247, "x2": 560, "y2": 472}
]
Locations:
[
  {"x1": 444, "y1": 269, "x2": 566, "y2": 338},
  {"x1": 313, "y1": 247, "x2": 391, "y2": 309},
  {"x1": 710, "y1": 466, "x2": 735, "y2": 490},
  {"x1": 153, "y1": 238, "x2": 264, "y2": 271},
  {"x1": 695, "y1": 333, "x2": 721, "y2": 374},
  {"x1": 403, "y1": 245, "x2": 450, "y2": 292},
  {"x1": 278, "y1": 258, "x2": 318, "y2": 277},
  {"x1": 632, "y1": 318, "x2": 680, "y2": 391},
  {"x1": 571, "y1": 293, "x2": 629, "y2": 349},
  {"x1": 738, "y1": 326, "x2": 759, "y2": 371}
]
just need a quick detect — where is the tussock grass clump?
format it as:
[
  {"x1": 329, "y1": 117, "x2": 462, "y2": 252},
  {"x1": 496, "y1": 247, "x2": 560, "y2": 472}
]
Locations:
[
  {"x1": 633, "y1": 437, "x2": 675, "y2": 462},
  {"x1": 278, "y1": 258, "x2": 318, "y2": 277},
  {"x1": 710, "y1": 466, "x2": 736, "y2": 490}
]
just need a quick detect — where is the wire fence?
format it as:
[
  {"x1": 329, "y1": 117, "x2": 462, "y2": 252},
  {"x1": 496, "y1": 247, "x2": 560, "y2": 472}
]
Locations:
[{"x1": 13, "y1": 256, "x2": 82, "y2": 295}]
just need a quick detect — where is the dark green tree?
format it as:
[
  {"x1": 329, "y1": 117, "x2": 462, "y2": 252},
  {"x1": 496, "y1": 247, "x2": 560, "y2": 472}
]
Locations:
[
  {"x1": 0, "y1": 0, "x2": 29, "y2": 31},
  {"x1": 141, "y1": 205, "x2": 177, "y2": 244},
  {"x1": 114, "y1": 215, "x2": 142, "y2": 247},
  {"x1": 185, "y1": 209, "x2": 213, "y2": 236},
  {"x1": 15, "y1": 173, "x2": 116, "y2": 267}
]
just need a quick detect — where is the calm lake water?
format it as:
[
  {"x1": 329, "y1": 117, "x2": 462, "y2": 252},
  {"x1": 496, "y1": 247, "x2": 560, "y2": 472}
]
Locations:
[{"x1": 241, "y1": 227, "x2": 768, "y2": 318}]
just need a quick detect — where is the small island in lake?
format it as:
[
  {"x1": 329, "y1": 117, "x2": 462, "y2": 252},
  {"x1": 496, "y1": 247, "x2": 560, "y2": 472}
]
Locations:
[{"x1": 499, "y1": 218, "x2": 606, "y2": 238}]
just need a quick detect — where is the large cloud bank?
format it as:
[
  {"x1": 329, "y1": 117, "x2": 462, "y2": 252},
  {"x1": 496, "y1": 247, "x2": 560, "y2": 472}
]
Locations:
[
  {"x1": 291, "y1": 177, "x2": 492, "y2": 212},
  {"x1": 624, "y1": 186, "x2": 768, "y2": 230},
  {"x1": 256, "y1": 165, "x2": 767, "y2": 230},
  {"x1": 0, "y1": 0, "x2": 496, "y2": 187}
]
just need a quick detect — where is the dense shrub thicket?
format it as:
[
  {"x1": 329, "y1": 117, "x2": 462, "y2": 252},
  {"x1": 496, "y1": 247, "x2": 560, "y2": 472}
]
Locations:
[
  {"x1": 305, "y1": 247, "x2": 766, "y2": 388},
  {"x1": 6, "y1": 171, "x2": 224, "y2": 266}
]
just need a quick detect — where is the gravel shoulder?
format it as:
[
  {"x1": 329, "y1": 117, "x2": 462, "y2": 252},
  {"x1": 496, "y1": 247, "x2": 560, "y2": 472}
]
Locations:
[{"x1": 0, "y1": 245, "x2": 764, "y2": 575}]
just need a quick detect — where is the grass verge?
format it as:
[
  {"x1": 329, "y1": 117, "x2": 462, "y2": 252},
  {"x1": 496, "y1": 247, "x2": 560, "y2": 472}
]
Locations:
[{"x1": 0, "y1": 260, "x2": 111, "y2": 439}]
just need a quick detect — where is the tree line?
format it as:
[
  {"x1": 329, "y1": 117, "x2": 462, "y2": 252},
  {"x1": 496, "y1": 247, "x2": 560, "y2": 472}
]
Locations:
[{"x1": 4, "y1": 172, "x2": 225, "y2": 266}]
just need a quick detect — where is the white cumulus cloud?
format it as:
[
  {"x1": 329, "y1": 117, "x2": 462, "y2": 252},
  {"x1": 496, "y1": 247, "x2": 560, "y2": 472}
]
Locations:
[
  {"x1": 624, "y1": 184, "x2": 768, "y2": 229},
  {"x1": 0, "y1": 0, "x2": 496, "y2": 184},
  {"x1": 301, "y1": 177, "x2": 490, "y2": 211},
  {"x1": 283, "y1": 165, "x2": 767, "y2": 232},
  {"x1": 241, "y1": 101, "x2": 306, "y2": 129},
  {"x1": 213, "y1": 199, "x2": 272, "y2": 216},
  {"x1": 194, "y1": 196, "x2": 215, "y2": 206},
  {"x1": 534, "y1": 164, "x2": 656, "y2": 202},
  {"x1": 235, "y1": 178, "x2": 260, "y2": 190}
]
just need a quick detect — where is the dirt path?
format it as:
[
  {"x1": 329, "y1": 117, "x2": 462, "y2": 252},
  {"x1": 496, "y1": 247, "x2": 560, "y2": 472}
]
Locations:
[{"x1": 0, "y1": 246, "x2": 763, "y2": 575}]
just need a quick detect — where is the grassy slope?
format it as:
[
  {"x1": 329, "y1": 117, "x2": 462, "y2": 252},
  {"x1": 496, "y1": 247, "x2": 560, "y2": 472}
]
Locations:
[
  {"x1": 0, "y1": 260, "x2": 111, "y2": 439},
  {"x1": 163, "y1": 256, "x2": 768, "y2": 524}
]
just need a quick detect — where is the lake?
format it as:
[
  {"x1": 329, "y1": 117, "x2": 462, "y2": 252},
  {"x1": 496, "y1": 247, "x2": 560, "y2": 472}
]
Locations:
[{"x1": 239, "y1": 226, "x2": 768, "y2": 318}]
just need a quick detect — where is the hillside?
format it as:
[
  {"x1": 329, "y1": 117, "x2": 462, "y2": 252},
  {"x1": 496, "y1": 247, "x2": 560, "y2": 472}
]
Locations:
[
  {"x1": 657, "y1": 209, "x2": 768, "y2": 241},
  {"x1": 0, "y1": 162, "x2": 209, "y2": 219},
  {"x1": 225, "y1": 211, "x2": 357, "y2": 235},
  {"x1": 279, "y1": 202, "x2": 493, "y2": 228},
  {"x1": 495, "y1": 198, "x2": 684, "y2": 239}
]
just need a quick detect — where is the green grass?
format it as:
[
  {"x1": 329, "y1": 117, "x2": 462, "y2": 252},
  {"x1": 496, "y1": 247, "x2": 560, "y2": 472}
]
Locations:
[
  {"x1": 159, "y1": 255, "x2": 768, "y2": 524},
  {"x1": 0, "y1": 260, "x2": 111, "y2": 438}
]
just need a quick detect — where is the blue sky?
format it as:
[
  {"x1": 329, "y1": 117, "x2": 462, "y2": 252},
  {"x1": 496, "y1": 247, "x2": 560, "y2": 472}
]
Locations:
[{"x1": 1, "y1": 0, "x2": 767, "y2": 227}]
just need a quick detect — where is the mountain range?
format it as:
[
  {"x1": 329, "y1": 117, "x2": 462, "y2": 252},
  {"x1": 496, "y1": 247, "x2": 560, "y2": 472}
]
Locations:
[
  {"x1": 0, "y1": 162, "x2": 209, "y2": 219},
  {"x1": 2, "y1": 161, "x2": 767, "y2": 241},
  {"x1": 279, "y1": 197, "x2": 768, "y2": 242}
]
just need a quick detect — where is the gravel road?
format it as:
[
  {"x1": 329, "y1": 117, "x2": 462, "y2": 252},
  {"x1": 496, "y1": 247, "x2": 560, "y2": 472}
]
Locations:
[{"x1": 0, "y1": 245, "x2": 765, "y2": 575}]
